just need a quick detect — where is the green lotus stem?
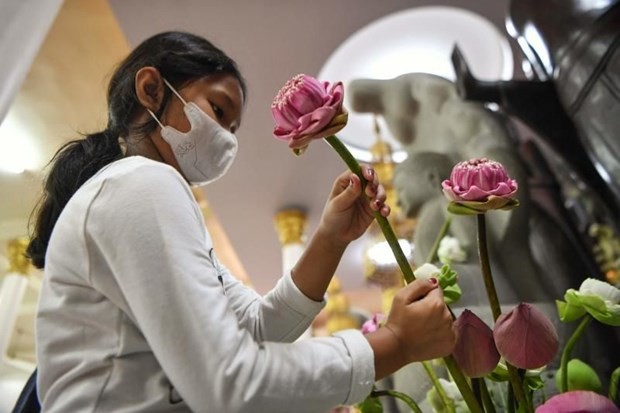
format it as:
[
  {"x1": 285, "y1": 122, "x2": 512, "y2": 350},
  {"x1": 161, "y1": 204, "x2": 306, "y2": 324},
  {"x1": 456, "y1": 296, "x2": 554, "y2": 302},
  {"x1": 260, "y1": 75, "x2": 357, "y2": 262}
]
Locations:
[
  {"x1": 476, "y1": 214, "x2": 530, "y2": 412},
  {"x1": 471, "y1": 378, "x2": 483, "y2": 408},
  {"x1": 371, "y1": 389, "x2": 423, "y2": 413},
  {"x1": 479, "y1": 378, "x2": 497, "y2": 413},
  {"x1": 609, "y1": 365, "x2": 620, "y2": 403},
  {"x1": 426, "y1": 215, "x2": 453, "y2": 264},
  {"x1": 422, "y1": 360, "x2": 455, "y2": 413},
  {"x1": 507, "y1": 381, "x2": 515, "y2": 413},
  {"x1": 476, "y1": 214, "x2": 502, "y2": 321},
  {"x1": 324, "y1": 135, "x2": 415, "y2": 284},
  {"x1": 560, "y1": 315, "x2": 592, "y2": 392},
  {"x1": 443, "y1": 354, "x2": 484, "y2": 413}
]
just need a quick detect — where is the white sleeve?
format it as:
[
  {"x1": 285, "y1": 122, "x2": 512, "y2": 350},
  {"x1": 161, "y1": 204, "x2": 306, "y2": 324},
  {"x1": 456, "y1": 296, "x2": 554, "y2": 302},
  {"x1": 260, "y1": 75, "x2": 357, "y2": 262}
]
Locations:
[
  {"x1": 86, "y1": 163, "x2": 375, "y2": 413},
  {"x1": 218, "y1": 263, "x2": 325, "y2": 342}
]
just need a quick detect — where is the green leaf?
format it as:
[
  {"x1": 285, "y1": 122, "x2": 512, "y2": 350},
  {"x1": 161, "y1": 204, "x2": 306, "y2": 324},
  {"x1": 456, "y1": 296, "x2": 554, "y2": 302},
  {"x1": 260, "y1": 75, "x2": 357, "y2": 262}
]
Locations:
[
  {"x1": 487, "y1": 363, "x2": 510, "y2": 382},
  {"x1": 609, "y1": 366, "x2": 620, "y2": 403},
  {"x1": 443, "y1": 284, "x2": 462, "y2": 305},
  {"x1": 563, "y1": 291, "x2": 620, "y2": 326},
  {"x1": 556, "y1": 300, "x2": 586, "y2": 322},
  {"x1": 554, "y1": 358, "x2": 602, "y2": 393},
  {"x1": 439, "y1": 264, "x2": 458, "y2": 287},
  {"x1": 357, "y1": 396, "x2": 383, "y2": 413},
  {"x1": 525, "y1": 375, "x2": 545, "y2": 391},
  {"x1": 446, "y1": 197, "x2": 520, "y2": 216},
  {"x1": 447, "y1": 202, "x2": 483, "y2": 215},
  {"x1": 498, "y1": 198, "x2": 520, "y2": 211}
]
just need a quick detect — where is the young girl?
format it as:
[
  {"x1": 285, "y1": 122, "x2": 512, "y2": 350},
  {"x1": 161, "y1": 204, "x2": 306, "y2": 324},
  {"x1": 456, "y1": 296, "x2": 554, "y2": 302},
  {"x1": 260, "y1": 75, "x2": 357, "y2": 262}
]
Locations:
[{"x1": 27, "y1": 31, "x2": 455, "y2": 412}]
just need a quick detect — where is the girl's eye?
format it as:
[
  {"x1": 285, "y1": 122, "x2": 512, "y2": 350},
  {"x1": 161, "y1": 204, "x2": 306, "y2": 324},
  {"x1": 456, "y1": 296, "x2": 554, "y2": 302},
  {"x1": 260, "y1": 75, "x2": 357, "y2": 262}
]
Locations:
[{"x1": 211, "y1": 103, "x2": 224, "y2": 119}]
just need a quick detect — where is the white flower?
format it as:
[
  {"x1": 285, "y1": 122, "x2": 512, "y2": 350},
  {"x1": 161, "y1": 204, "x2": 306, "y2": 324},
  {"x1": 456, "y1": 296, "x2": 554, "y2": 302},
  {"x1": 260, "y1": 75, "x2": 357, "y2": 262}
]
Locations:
[
  {"x1": 413, "y1": 263, "x2": 441, "y2": 280},
  {"x1": 438, "y1": 378, "x2": 462, "y2": 401},
  {"x1": 437, "y1": 236, "x2": 467, "y2": 264},
  {"x1": 579, "y1": 278, "x2": 620, "y2": 306}
]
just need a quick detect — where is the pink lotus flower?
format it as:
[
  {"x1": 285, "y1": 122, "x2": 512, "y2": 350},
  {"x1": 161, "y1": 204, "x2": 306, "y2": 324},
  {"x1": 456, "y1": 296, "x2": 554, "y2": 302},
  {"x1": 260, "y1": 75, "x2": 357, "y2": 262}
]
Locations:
[
  {"x1": 272, "y1": 74, "x2": 347, "y2": 153},
  {"x1": 361, "y1": 313, "x2": 385, "y2": 335},
  {"x1": 536, "y1": 390, "x2": 620, "y2": 413},
  {"x1": 493, "y1": 303, "x2": 559, "y2": 369},
  {"x1": 442, "y1": 158, "x2": 519, "y2": 214},
  {"x1": 452, "y1": 310, "x2": 500, "y2": 377}
]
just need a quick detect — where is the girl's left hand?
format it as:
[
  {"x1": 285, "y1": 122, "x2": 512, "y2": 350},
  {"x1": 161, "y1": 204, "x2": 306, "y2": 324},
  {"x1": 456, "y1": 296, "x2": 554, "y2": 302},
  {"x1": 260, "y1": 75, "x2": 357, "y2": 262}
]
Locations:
[{"x1": 317, "y1": 165, "x2": 390, "y2": 247}]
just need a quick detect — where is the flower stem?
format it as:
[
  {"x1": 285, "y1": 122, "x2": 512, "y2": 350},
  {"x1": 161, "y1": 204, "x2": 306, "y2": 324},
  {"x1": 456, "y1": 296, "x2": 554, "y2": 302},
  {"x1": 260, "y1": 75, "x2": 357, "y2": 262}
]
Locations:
[
  {"x1": 476, "y1": 214, "x2": 530, "y2": 412},
  {"x1": 443, "y1": 354, "x2": 484, "y2": 413},
  {"x1": 476, "y1": 214, "x2": 502, "y2": 321},
  {"x1": 471, "y1": 378, "x2": 483, "y2": 408},
  {"x1": 324, "y1": 135, "x2": 415, "y2": 284},
  {"x1": 426, "y1": 215, "x2": 453, "y2": 264},
  {"x1": 371, "y1": 389, "x2": 423, "y2": 413},
  {"x1": 560, "y1": 315, "x2": 592, "y2": 392},
  {"x1": 422, "y1": 361, "x2": 455, "y2": 413},
  {"x1": 507, "y1": 382, "x2": 515, "y2": 413},
  {"x1": 480, "y1": 378, "x2": 497, "y2": 413}
]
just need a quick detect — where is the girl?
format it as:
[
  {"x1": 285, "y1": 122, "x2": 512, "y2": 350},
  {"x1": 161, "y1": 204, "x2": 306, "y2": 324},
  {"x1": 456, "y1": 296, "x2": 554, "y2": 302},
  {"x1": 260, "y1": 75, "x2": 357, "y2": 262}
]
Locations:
[{"x1": 27, "y1": 31, "x2": 455, "y2": 412}]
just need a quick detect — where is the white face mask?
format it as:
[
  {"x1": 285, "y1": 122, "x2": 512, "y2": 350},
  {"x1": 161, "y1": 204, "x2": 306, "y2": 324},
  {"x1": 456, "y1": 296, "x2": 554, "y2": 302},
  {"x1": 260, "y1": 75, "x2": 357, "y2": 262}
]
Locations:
[{"x1": 146, "y1": 78, "x2": 238, "y2": 186}]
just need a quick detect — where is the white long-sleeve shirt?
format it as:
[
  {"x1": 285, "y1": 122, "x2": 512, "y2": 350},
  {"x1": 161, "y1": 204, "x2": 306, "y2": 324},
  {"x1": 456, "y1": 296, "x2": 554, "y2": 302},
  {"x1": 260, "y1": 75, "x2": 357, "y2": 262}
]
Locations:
[{"x1": 36, "y1": 156, "x2": 375, "y2": 413}]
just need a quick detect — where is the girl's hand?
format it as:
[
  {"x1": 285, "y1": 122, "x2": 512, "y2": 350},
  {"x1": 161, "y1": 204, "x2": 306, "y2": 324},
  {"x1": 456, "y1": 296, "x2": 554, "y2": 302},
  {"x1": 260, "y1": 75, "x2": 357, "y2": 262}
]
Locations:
[
  {"x1": 365, "y1": 278, "x2": 456, "y2": 380},
  {"x1": 383, "y1": 278, "x2": 456, "y2": 363},
  {"x1": 317, "y1": 165, "x2": 390, "y2": 247}
]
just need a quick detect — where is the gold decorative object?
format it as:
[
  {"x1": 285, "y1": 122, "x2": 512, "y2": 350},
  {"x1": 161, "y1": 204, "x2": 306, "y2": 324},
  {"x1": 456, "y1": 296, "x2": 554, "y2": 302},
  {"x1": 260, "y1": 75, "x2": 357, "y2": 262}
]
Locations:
[
  {"x1": 7, "y1": 237, "x2": 31, "y2": 275},
  {"x1": 325, "y1": 277, "x2": 360, "y2": 334},
  {"x1": 273, "y1": 209, "x2": 307, "y2": 246},
  {"x1": 370, "y1": 117, "x2": 398, "y2": 218},
  {"x1": 589, "y1": 223, "x2": 620, "y2": 286}
]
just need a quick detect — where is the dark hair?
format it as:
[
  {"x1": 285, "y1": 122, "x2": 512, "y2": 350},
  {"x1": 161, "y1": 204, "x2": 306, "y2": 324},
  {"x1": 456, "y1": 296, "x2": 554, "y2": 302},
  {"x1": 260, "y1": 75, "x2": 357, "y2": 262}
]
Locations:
[{"x1": 27, "y1": 31, "x2": 246, "y2": 269}]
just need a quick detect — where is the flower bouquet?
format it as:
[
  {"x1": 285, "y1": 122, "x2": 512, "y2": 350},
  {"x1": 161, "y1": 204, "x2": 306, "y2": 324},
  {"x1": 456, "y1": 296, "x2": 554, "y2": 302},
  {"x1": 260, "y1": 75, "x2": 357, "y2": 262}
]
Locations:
[{"x1": 271, "y1": 74, "x2": 620, "y2": 413}]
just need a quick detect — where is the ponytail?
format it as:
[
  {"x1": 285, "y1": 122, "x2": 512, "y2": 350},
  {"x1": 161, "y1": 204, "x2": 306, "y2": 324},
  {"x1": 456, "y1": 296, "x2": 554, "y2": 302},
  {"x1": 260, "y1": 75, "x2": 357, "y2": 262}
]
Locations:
[{"x1": 27, "y1": 130, "x2": 122, "y2": 268}]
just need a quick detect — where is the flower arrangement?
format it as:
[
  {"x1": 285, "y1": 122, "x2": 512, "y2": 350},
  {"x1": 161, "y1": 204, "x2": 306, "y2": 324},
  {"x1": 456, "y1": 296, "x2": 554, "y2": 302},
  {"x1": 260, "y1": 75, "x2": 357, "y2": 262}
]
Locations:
[{"x1": 271, "y1": 74, "x2": 620, "y2": 413}]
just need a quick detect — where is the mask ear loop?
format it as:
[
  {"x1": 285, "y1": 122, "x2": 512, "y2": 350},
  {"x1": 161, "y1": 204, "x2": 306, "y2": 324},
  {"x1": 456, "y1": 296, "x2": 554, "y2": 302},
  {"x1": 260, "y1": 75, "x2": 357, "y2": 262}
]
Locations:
[
  {"x1": 146, "y1": 108, "x2": 165, "y2": 129},
  {"x1": 145, "y1": 78, "x2": 188, "y2": 128},
  {"x1": 162, "y1": 78, "x2": 188, "y2": 105}
]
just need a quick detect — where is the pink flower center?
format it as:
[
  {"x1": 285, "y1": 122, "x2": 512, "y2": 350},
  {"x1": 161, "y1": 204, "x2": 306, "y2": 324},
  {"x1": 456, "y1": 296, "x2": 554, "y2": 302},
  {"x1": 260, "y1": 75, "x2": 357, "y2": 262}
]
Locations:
[{"x1": 271, "y1": 74, "x2": 306, "y2": 109}]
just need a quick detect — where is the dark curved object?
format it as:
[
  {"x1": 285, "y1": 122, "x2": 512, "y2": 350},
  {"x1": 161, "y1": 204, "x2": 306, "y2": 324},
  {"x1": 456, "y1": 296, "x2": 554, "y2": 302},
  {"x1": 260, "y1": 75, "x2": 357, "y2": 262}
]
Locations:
[
  {"x1": 451, "y1": 46, "x2": 619, "y2": 219},
  {"x1": 10, "y1": 369, "x2": 40, "y2": 413},
  {"x1": 450, "y1": 0, "x2": 620, "y2": 221},
  {"x1": 507, "y1": 0, "x2": 620, "y2": 216}
]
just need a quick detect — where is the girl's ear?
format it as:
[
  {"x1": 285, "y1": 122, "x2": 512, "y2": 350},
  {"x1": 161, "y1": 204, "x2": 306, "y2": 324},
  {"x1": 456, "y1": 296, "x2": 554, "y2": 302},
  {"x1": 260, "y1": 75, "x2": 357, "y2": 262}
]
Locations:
[{"x1": 135, "y1": 66, "x2": 165, "y2": 111}]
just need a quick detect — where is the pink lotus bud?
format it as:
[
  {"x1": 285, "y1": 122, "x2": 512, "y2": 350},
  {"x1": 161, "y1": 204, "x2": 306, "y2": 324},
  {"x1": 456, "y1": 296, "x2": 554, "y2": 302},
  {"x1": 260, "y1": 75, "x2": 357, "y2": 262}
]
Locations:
[
  {"x1": 452, "y1": 310, "x2": 500, "y2": 377},
  {"x1": 442, "y1": 158, "x2": 518, "y2": 202},
  {"x1": 536, "y1": 390, "x2": 620, "y2": 413},
  {"x1": 493, "y1": 303, "x2": 559, "y2": 369},
  {"x1": 271, "y1": 74, "x2": 346, "y2": 152},
  {"x1": 361, "y1": 313, "x2": 385, "y2": 335}
]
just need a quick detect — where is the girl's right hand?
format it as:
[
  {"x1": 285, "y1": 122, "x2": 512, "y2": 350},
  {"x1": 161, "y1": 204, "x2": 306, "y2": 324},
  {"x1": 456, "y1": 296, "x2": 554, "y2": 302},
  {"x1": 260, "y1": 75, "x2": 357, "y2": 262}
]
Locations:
[
  {"x1": 383, "y1": 278, "x2": 456, "y2": 364},
  {"x1": 366, "y1": 278, "x2": 456, "y2": 380}
]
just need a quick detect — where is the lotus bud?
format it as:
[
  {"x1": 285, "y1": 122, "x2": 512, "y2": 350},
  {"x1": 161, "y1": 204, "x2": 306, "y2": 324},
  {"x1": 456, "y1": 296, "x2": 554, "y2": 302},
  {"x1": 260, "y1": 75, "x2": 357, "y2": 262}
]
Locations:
[
  {"x1": 493, "y1": 303, "x2": 559, "y2": 369},
  {"x1": 413, "y1": 263, "x2": 441, "y2": 281},
  {"x1": 441, "y1": 158, "x2": 520, "y2": 214},
  {"x1": 452, "y1": 310, "x2": 500, "y2": 377},
  {"x1": 437, "y1": 236, "x2": 467, "y2": 264},
  {"x1": 554, "y1": 358, "x2": 602, "y2": 393},
  {"x1": 535, "y1": 390, "x2": 620, "y2": 413},
  {"x1": 271, "y1": 74, "x2": 346, "y2": 152},
  {"x1": 361, "y1": 313, "x2": 384, "y2": 335}
]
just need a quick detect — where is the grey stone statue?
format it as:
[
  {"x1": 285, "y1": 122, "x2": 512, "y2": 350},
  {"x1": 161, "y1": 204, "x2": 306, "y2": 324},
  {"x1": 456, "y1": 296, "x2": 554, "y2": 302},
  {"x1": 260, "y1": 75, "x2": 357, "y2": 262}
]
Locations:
[{"x1": 350, "y1": 73, "x2": 586, "y2": 306}]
